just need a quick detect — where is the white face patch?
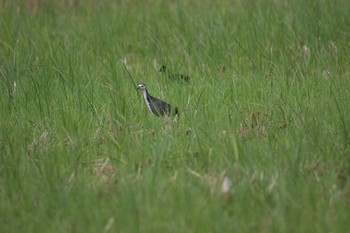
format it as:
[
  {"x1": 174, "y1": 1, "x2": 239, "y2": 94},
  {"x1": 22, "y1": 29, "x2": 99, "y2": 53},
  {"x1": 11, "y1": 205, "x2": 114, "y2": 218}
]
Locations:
[{"x1": 138, "y1": 84, "x2": 146, "y2": 90}]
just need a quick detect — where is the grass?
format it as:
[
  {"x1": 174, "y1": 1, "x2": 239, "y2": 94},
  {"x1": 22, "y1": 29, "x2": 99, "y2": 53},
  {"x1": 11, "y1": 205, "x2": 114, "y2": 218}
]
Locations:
[{"x1": 0, "y1": 0, "x2": 349, "y2": 232}]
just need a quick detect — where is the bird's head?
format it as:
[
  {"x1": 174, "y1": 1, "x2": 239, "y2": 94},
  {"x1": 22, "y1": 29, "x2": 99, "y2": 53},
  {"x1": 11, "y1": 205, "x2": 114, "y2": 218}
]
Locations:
[
  {"x1": 137, "y1": 83, "x2": 147, "y2": 91},
  {"x1": 158, "y1": 65, "x2": 167, "y2": 73}
]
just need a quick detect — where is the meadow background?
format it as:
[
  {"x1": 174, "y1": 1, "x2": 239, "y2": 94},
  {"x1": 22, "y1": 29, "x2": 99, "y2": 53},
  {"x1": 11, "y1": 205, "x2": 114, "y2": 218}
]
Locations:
[{"x1": 1, "y1": 0, "x2": 349, "y2": 232}]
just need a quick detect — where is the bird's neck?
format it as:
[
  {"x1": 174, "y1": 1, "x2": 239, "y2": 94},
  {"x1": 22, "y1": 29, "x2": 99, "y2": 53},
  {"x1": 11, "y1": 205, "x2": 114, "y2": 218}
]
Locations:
[
  {"x1": 142, "y1": 89, "x2": 153, "y2": 113},
  {"x1": 142, "y1": 89, "x2": 150, "y2": 102}
]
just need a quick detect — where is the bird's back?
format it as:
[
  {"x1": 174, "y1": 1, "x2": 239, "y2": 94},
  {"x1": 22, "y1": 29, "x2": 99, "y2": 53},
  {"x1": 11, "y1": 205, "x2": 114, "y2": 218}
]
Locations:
[{"x1": 149, "y1": 95, "x2": 178, "y2": 116}]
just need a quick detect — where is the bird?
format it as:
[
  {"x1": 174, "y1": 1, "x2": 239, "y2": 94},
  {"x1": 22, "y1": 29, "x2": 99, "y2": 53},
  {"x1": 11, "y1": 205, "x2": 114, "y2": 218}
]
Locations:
[
  {"x1": 137, "y1": 83, "x2": 179, "y2": 117},
  {"x1": 158, "y1": 65, "x2": 190, "y2": 83}
]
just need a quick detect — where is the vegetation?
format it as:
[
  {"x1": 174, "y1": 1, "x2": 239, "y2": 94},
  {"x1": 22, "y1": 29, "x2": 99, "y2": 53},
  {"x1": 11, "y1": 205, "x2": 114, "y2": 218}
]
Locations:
[{"x1": 1, "y1": 0, "x2": 349, "y2": 232}]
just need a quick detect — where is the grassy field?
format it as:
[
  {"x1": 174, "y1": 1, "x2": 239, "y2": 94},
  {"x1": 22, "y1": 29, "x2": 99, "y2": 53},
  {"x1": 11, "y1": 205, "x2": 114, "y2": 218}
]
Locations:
[{"x1": 1, "y1": 0, "x2": 349, "y2": 232}]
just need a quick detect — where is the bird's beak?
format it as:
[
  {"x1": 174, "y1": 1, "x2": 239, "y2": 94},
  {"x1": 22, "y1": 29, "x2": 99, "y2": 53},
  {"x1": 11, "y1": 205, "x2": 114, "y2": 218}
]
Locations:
[{"x1": 136, "y1": 86, "x2": 140, "y2": 90}]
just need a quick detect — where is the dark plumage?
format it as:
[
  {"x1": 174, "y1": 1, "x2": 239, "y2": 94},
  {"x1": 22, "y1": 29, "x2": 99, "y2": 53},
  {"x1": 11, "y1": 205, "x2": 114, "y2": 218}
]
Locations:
[
  {"x1": 137, "y1": 83, "x2": 178, "y2": 117},
  {"x1": 159, "y1": 65, "x2": 190, "y2": 83}
]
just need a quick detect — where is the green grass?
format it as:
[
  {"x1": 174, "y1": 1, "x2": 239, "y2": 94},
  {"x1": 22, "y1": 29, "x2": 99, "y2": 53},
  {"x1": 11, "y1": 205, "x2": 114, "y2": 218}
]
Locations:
[{"x1": 1, "y1": 0, "x2": 349, "y2": 232}]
